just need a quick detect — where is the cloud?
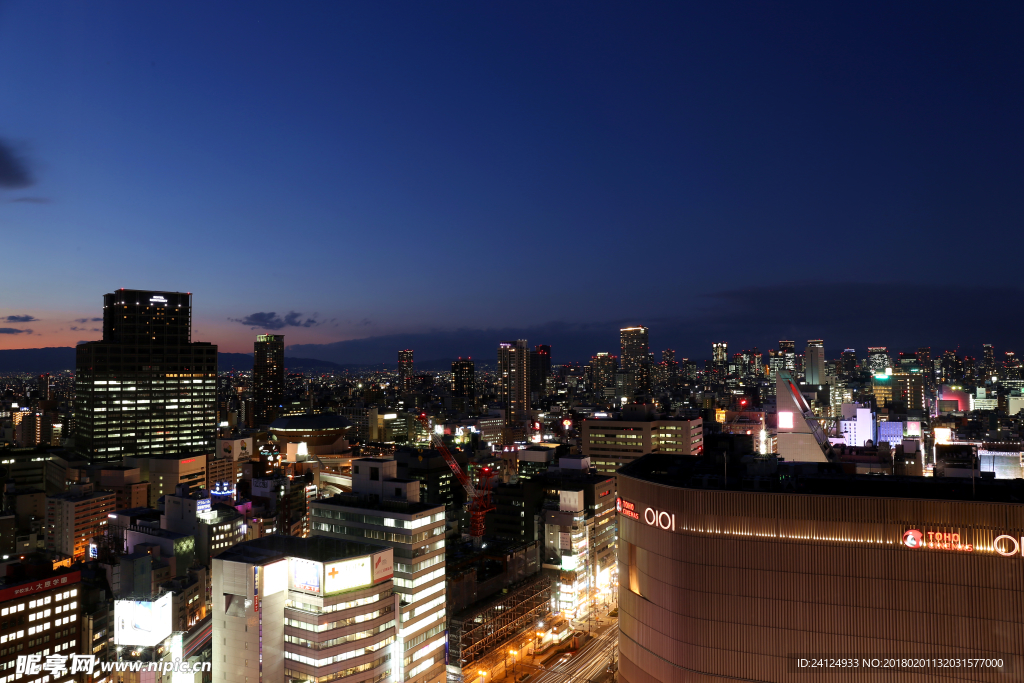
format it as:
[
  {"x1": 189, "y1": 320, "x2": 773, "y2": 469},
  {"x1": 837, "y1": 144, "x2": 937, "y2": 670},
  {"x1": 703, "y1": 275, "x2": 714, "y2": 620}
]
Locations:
[
  {"x1": 285, "y1": 282, "x2": 1024, "y2": 365},
  {"x1": 10, "y1": 197, "x2": 48, "y2": 204},
  {"x1": 0, "y1": 139, "x2": 32, "y2": 189},
  {"x1": 74, "y1": 317, "x2": 102, "y2": 324},
  {"x1": 0, "y1": 328, "x2": 32, "y2": 335},
  {"x1": 4, "y1": 315, "x2": 37, "y2": 323},
  {"x1": 230, "y1": 311, "x2": 322, "y2": 330}
]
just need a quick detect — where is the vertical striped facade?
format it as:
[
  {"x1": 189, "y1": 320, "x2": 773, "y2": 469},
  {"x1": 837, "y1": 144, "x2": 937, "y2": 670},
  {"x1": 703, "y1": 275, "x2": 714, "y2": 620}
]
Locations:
[{"x1": 617, "y1": 471, "x2": 1024, "y2": 683}]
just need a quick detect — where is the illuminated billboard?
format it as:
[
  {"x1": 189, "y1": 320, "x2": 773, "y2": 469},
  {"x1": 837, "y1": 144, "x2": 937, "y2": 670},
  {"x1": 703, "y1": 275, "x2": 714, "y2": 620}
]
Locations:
[
  {"x1": 778, "y1": 412, "x2": 794, "y2": 429},
  {"x1": 372, "y1": 550, "x2": 394, "y2": 582},
  {"x1": 263, "y1": 560, "x2": 288, "y2": 597},
  {"x1": 289, "y1": 558, "x2": 322, "y2": 594},
  {"x1": 324, "y1": 557, "x2": 370, "y2": 594},
  {"x1": 115, "y1": 592, "x2": 173, "y2": 647}
]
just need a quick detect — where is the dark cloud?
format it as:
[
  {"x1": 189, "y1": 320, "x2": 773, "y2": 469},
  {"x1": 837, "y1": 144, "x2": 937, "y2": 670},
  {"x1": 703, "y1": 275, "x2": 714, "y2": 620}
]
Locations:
[
  {"x1": 74, "y1": 317, "x2": 102, "y2": 324},
  {"x1": 4, "y1": 315, "x2": 37, "y2": 323},
  {"x1": 10, "y1": 197, "x2": 48, "y2": 204},
  {"x1": 0, "y1": 328, "x2": 32, "y2": 335},
  {"x1": 0, "y1": 139, "x2": 32, "y2": 189},
  {"x1": 231, "y1": 311, "x2": 322, "y2": 330},
  {"x1": 286, "y1": 282, "x2": 1024, "y2": 365}
]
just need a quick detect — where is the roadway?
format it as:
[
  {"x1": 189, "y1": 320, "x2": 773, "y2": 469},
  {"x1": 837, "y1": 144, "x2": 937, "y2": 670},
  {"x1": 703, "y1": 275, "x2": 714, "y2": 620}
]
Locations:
[{"x1": 470, "y1": 612, "x2": 618, "y2": 683}]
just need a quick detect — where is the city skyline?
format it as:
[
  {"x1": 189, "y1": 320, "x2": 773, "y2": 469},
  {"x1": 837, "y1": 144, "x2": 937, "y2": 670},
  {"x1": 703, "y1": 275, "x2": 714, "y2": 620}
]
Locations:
[{"x1": 4, "y1": 4, "x2": 1024, "y2": 357}]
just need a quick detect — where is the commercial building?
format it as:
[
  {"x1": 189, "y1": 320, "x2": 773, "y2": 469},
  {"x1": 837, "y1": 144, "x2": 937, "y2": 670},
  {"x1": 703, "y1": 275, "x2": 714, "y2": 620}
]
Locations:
[
  {"x1": 581, "y1": 405, "x2": 703, "y2": 476},
  {"x1": 126, "y1": 453, "x2": 207, "y2": 506},
  {"x1": 539, "y1": 456, "x2": 616, "y2": 620},
  {"x1": 73, "y1": 289, "x2": 218, "y2": 461},
  {"x1": 213, "y1": 535, "x2": 397, "y2": 683},
  {"x1": 0, "y1": 565, "x2": 82, "y2": 680},
  {"x1": 45, "y1": 487, "x2": 116, "y2": 560},
  {"x1": 868, "y1": 346, "x2": 891, "y2": 374},
  {"x1": 254, "y1": 333, "x2": 285, "y2": 426},
  {"x1": 498, "y1": 341, "x2": 530, "y2": 444},
  {"x1": 97, "y1": 465, "x2": 149, "y2": 510},
  {"x1": 617, "y1": 452, "x2": 1024, "y2": 683},
  {"x1": 309, "y1": 459, "x2": 447, "y2": 683}
]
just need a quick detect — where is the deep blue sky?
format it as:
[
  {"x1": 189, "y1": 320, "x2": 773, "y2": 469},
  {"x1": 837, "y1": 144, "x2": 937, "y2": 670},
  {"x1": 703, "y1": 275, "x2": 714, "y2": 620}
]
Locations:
[{"x1": 2, "y1": 2, "x2": 1023, "y2": 362}]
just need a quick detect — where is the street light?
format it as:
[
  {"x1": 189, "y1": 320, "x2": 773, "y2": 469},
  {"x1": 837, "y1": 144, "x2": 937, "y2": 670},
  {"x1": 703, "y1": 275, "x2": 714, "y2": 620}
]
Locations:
[
  {"x1": 509, "y1": 650, "x2": 518, "y2": 678},
  {"x1": 478, "y1": 670, "x2": 486, "y2": 683}
]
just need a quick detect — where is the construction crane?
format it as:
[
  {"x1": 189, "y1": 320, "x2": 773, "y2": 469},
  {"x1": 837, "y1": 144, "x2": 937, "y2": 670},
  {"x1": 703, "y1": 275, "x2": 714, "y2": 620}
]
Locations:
[{"x1": 417, "y1": 414, "x2": 495, "y2": 546}]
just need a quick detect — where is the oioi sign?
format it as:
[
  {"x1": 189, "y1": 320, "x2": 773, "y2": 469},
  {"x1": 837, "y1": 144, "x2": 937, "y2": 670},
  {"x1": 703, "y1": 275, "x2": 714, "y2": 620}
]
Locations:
[{"x1": 617, "y1": 497, "x2": 675, "y2": 531}]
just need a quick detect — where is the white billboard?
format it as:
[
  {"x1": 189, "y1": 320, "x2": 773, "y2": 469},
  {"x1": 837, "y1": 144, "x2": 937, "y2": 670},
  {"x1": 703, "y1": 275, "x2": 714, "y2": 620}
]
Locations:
[
  {"x1": 372, "y1": 550, "x2": 393, "y2": 583},
  {"x1": 289, "y1": 558, "x2": 323, "y2": 595},
  {"x1": 324, "y1": 557, "x2": 370, "y2": 594},
  {"x1": 263, "y1": 560, "x2": 288, "y2": 597},
  {"x1": 115, "y1": 592, "x2": 173, "y2": 647}
]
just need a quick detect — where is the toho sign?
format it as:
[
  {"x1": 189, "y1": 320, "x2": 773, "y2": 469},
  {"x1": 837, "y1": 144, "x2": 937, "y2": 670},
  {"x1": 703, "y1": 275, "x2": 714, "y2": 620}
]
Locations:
[
  {"x1": 617, "y1": 497, "x2": 675, "y2": 530},
  {"x1": 903, "y1": 529, "x2": 974, "y2": 552}
]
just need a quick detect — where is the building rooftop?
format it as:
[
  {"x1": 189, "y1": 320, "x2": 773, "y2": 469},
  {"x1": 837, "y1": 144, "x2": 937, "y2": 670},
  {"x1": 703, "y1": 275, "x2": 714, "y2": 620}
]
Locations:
[
  {"x1": 217, "y1": 534, "x2": 386, "y2": 565},
  {"x1": 270, "y1": 414, "x2": 351, "y2": 432},
  {"x1": 314, "y1": 492, "x2": 441, "y2": 516},
  {"x1": 619, "y1": 453, "x2": 1024, "y2": 505}
]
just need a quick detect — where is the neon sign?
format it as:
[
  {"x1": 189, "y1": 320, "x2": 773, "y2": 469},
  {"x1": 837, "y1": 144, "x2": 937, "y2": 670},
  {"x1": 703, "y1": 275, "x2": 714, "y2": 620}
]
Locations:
[
  {"x1": 616, "y1": 497, "x2": 639, "y2": 520},
  {"x1": 903, "y1": 529, "x2": 973, "y2": 552},
  {"x1": 644, "y1": 507, "x2": 676, "y2": 531}
]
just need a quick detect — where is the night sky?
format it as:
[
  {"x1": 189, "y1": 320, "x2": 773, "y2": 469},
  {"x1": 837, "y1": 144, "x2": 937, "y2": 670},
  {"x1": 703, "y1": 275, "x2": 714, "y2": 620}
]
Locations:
[{"x1": 2, "y1": 2, "x2": 1023, "y2": 363}]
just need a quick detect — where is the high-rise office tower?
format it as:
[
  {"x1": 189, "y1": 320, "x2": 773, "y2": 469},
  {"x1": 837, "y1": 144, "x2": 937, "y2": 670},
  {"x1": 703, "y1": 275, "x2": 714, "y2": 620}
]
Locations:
[
  {"x1": 621, "y1": 327, "x2": 649, "y2": 373},
  {"x1": 983, "y1": 343, "x2": 995, "y2": 379},
  {"x1": 451, "y1": 358, "x2": 476, "y2": 413},
  {"x1": 662, "y1": 349, "x2": 678, "y2": 385},
  {"x1": 74, "y1": 289, "x2": 217, "y2": 461},
  {"x1": 712, "y1": 342, "x2": 728, "y2": 364},
  {"x1": 398, "y1": 349, "x2": 414, "y2": 392},
  {"x1": 590, "y1": 352, "x2": 619, "y2": 399},
  {"x1": 804, "y1": 340, "x2": 825, "y2": 385},
  {"x1": 530, "y1": 344, "x2": 551, "y2": 399},
  {"x1": 620, "y1": 326, "x2": 650, "y2": 394},
  {"x1": 868, "y1": 346, "x2": 891, "y2": 374},
  {"x1": 917, "y1": 346, "x2": 932, "y2": 369},
  {"x1": 840, "y1": 349, "x2": 857, "y2": 378},
  {"x1": 253, "y1": 333, "x2": 284, "y2": 426},
  {"x1": 498, "y1": 340, "x2": 530, "y2": 443},
  {"x1": 778, "y1": 340, "x2": 796, "y2": 371}
]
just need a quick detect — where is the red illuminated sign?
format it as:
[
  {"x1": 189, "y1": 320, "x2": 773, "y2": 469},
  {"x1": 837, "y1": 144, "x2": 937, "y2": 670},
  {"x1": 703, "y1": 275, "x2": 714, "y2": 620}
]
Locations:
[
  {"x1": 616, "y1": 497, "x2": 639, "y2": 520},
  {"x1": 903, "y1": 529, "x2": 973, "y2": 552},
  {"x1": 0, "y1": 571, "x2": 81, "y2": 603}
]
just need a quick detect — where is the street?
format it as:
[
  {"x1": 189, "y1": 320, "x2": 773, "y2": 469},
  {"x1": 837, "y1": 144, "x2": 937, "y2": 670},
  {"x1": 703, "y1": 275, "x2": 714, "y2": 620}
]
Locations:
[{"x1": 464, "y1": 613, "x2": 618, "y2": 683}]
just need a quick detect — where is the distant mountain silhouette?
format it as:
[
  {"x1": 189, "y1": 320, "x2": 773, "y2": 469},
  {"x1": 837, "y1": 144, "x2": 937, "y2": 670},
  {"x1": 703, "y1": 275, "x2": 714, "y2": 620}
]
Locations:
[{"x1": 0, "y1": 347, "x2": 349, "y2": 373}]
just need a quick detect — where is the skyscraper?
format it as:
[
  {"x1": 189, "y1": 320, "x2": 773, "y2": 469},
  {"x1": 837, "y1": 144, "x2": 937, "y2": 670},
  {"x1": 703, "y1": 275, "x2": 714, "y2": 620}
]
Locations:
[
  {"x1": 530, "y1": 344, "x2": 551, "y2": 399},
  {"x1": 498, "y1": 340, "x2": 530, "y2": 443},
  {"x1": 590, "y1": 352, "x2": 618, "y2": 400},
  {"x1": 620, "y1": 326, "x2": 650, "y2": 394},
  {"x1": 621, "y1": 327, "x2": 649, "y2": 372},
  {"x1": 804, "y1": 339, "x2": 825, "y2": 385},
  {"x1": 398, "y1": 349, "x2": 414, "y2": 392},
  {"x1": 74, "y1": 289, "x2": 217, "y2": 461},
  {"x1": 451, "y1": 357, "x2": 476, "y2": 413},
  {"x1": 868, "y1": 346, "x2": 891, "y2": 374},
  {"x1": 712, "y1": 342, "x2": 728, "y2": 364},
  {"x1": 983, "y1": 343, "x2": 995, "y2": 379},
  {"x1": 840, "y1": 349, "x2": 857, "y2": 378},
  {"x1": 253, "y1": 333, "x2": 284, "y2": 426},
  {"x1": 778, "y1": 340, "x2": 796, "y2": 371}
]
